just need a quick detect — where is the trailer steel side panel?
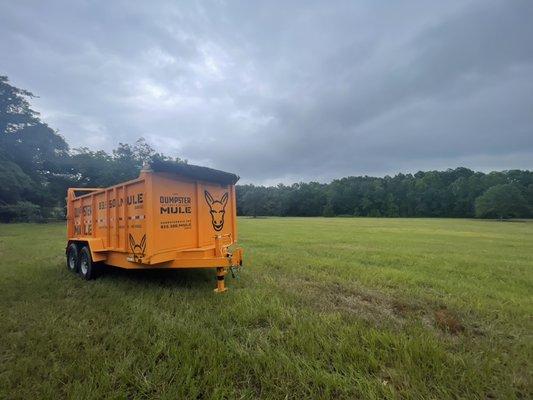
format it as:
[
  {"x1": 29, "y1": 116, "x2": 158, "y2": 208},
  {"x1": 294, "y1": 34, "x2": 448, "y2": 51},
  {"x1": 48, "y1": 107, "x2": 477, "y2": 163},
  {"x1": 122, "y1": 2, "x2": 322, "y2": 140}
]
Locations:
[{"x1": 66, "y1": 163, "x2": 243, "y2": 292}]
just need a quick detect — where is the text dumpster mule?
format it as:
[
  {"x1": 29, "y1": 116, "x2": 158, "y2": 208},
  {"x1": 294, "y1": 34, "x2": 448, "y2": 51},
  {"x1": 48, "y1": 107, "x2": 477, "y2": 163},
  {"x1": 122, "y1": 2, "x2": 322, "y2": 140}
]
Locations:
[{"x1": 66, "y1": 161, "x2": 243, "y2": 293}]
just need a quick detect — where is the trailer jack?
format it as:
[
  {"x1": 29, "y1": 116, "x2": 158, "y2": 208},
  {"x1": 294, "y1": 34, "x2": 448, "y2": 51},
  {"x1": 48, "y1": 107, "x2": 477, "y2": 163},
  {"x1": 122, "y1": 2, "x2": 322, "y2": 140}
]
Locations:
[{"x1": 214, "y1": 267, "x2": 228, "y2": 294}]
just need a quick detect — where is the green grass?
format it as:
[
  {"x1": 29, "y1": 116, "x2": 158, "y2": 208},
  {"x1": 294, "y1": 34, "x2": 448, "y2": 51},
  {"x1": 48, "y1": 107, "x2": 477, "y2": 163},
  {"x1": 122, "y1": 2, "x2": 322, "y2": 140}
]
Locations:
[{"x1": 0, "y1": 218, "x2": 532, "y2": 399}]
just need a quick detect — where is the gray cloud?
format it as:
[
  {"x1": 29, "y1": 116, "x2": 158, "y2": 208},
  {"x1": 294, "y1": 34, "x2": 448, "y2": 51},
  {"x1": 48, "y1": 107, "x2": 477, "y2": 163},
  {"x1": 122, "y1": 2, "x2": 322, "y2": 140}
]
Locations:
[{"x1": 1, "y1": 0, "x2": 532, "y2": 183}]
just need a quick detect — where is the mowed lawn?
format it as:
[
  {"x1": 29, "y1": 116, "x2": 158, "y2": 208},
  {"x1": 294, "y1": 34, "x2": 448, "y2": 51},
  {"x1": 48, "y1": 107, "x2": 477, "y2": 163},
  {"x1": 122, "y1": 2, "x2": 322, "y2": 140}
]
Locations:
[{"x1": 0, "y1": 219, "x2": 531, "y2": 399}]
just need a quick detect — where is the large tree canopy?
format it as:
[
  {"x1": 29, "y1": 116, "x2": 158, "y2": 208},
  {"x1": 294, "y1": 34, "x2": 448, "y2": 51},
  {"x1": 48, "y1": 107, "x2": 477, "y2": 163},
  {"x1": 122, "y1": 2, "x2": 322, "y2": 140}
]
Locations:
[
  {"x1": 0, "y1": 76, "x2": 71, "y2": 219},
  {"x1": 0, "y1": 75, "x2": 69, "y2": 173},
  {"x1": 0, "y1": 75, "x2": 39, "y2": 134},
  {"x1": 475, "y1": 184, "x2": 530, "y2": 219}
]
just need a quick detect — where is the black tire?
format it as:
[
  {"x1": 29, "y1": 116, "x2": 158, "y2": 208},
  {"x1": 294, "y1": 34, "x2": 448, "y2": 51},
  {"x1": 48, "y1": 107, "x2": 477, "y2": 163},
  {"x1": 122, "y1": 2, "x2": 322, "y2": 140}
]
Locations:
[
  {"x1": 66, "y1": 243, "x2": 78, "y2": 273},
  {"x1": 78, "y1": 246, "x2": 97, "y2": 280}
]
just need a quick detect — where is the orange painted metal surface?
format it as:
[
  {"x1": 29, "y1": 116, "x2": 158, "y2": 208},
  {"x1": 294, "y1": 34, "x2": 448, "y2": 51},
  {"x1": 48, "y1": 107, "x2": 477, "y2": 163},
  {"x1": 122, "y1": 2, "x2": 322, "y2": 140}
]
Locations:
[{"x1": 66, "y1": 163, "x2": 243, "y2": 289}]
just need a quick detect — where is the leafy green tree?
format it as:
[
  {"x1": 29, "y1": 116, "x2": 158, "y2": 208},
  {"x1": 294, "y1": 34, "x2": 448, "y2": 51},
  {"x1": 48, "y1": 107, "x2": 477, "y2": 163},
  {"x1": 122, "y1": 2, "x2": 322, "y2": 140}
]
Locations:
[
  {"x1": 384, "y1": 193, "x2": 399, "y2": 217},
  {"x1": 0, "y1": 76, "x2": 70, "y2": 217},
  {"x1": 0, "y1": 157, "x2": 35, "y2": 204},
  {"x1": 0, "y1": 76, "x2": 69, "y2": 177},
  {"x1": 0, "y1": 75, "x2": 39, "y2": 134},
  {"x1": 241, "y1": 186, "x2": 264, "y2": 217},
  {"x1": 475, "y1": 184, "x2": 530, "y2": 219},
  {"x1": 322, "y1": 202, "x2": 335, "y2": 217},
  {"x1": 527, "y1": 184, "x2": 533, "y2": 209}
]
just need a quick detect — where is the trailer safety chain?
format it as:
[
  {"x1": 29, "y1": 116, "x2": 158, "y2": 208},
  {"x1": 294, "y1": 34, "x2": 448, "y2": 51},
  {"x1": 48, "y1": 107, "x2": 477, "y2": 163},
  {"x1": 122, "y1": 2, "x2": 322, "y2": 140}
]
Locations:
[{"x1": 230, "y1": 266, "x2": 240, "y2": 280}]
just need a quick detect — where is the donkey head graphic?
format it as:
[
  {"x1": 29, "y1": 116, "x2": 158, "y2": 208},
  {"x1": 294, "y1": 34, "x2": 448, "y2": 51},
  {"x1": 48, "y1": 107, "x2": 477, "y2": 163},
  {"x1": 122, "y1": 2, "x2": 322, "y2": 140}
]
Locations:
[
  {"x1": 129, "y1": 234, "x2": 146, "y2": 258},
  {"x1": 204, "y1": 191, "x2": 228, "y2": 231}
]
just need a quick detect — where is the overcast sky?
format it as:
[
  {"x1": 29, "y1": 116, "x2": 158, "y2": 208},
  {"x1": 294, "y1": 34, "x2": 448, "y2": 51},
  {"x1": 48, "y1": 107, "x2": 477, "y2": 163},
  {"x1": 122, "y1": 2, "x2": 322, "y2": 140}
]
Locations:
[{"x1": 1, "y1": 0, "x2": 532, "y2": 184}]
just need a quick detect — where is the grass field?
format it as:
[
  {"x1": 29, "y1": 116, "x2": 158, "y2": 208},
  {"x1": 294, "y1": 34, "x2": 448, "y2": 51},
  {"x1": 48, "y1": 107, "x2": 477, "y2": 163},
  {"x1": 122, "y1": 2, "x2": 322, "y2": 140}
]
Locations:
[{"x1": 0, "y1": 218, "x2": 532, "y2": 399}]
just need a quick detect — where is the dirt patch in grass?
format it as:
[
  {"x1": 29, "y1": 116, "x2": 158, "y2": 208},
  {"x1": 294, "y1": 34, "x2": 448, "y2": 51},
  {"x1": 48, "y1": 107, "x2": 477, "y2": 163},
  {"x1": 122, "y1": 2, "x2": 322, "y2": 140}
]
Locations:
[
  {"x1": 391, "y1": 299, "x2": 421, "y2": 317},
  {"x1": 279, "y1": 277, "x2": 420, "y2": 328},
  {"x1": 279, "y1": 275, "x2": 470, "y2": 336},
  {"x1": 325, "y1": 283, "x2": 396, "y2": 321},
  {"x1": 434, "y1": 308, "x2": 464, "y2": 334}
]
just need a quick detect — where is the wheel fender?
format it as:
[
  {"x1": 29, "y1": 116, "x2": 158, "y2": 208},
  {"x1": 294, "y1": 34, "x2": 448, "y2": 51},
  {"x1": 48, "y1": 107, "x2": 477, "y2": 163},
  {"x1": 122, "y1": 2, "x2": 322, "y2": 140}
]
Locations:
[{"x1": 67, "y1": 238, "x2": 107, "y2": 262}]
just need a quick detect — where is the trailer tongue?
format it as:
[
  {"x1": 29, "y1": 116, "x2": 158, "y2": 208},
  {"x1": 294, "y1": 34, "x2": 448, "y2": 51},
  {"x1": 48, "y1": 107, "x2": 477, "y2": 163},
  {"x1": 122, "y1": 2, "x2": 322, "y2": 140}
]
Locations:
[{"x1": 66, "y1": 161, "x2": 243, "y2": 293}]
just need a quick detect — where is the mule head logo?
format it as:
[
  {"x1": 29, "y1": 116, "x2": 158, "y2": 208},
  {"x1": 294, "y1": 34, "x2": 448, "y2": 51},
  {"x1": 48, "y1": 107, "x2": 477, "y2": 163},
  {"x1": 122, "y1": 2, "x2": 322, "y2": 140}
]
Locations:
[
  {"x1": 205, "y1": 191, "x2": 228, "y2": 231},
  {"x1": 129, "y1": 234, "x2": 146, "y2": 257}
]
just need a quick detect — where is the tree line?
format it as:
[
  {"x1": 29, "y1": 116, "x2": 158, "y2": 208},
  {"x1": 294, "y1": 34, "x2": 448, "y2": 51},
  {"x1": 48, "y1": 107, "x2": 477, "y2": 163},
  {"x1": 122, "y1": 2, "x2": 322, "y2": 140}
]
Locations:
[
  {"x1": 1, "y1": 75, "x2": 532, "y2": 222},
  {"x1": 237, "y1": 170, "x2": 533, "y2": 219}
]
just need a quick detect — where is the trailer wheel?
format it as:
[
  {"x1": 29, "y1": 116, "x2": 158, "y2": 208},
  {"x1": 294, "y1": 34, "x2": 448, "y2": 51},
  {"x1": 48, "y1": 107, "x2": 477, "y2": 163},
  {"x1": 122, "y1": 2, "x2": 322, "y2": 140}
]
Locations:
[
  {"x1": 66, "y1": 243, "x2": 78, "y2": 273},
  {"x1": 78, "y1": 246, "x2": 97, "y2": 280}
]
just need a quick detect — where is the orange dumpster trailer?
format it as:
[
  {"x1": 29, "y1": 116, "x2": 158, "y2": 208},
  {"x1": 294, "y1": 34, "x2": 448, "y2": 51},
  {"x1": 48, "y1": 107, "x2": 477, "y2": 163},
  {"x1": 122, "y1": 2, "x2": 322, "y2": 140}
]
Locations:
[{"x1": 65, "y1": 161, "x2": 243, "y2": 293}]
